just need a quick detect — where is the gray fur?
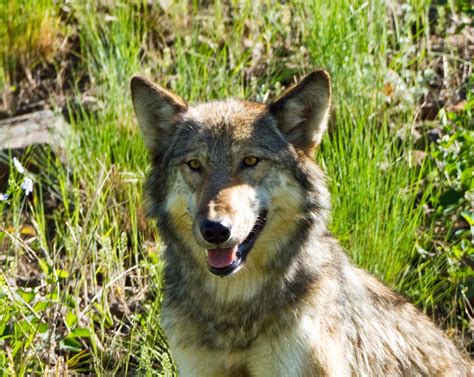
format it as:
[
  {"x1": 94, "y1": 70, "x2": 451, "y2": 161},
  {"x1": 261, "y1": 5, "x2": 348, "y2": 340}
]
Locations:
[{"x1": 131, "y1": 71, "x2": 472, "y2": 376}]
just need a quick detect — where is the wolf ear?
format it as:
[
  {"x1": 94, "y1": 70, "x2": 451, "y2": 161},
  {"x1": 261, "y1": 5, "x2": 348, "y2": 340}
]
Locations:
[
  {"x1": 131, "y1": 76, "x2": 187, "y2": 157},
  {"x1": 269, "y1": 70, "x2": 331, "y2": 154}
]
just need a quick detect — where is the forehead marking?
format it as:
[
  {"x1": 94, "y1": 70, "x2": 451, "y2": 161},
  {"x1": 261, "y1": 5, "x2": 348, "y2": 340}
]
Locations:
[
  {"x1": 184, "y1": 100, "x2": 266, "y2": 133},
  {"x1": 171, "y1": 99, "x2": 287, "y2": 164}
]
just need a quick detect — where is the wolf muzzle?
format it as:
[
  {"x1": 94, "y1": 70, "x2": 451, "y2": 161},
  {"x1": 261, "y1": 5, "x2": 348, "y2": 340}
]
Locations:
[{"x1": 204, "y1": 211, "x2": 268, "y2": 277}]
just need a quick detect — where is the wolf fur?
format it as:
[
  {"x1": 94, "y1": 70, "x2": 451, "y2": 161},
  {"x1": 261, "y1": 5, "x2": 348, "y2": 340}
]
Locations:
[{"x1": 131, "y1": 70, "x2": 472, "y2": 376}]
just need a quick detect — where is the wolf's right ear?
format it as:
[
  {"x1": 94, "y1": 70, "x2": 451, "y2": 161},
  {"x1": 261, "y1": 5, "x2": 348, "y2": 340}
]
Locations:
[{"x1": 131, "y1": 76, "x2": 187, "y2": 157}]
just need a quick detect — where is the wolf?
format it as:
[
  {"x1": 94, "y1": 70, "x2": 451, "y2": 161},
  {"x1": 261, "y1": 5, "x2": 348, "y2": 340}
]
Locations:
[{"x1": 131, "y1": 70, "x2": 472, "y2": 376}]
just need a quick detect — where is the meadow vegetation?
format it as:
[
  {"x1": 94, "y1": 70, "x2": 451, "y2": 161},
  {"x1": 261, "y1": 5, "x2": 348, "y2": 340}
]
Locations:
[{"x1": 0, "y1": 0, "x2": 472, "y2": 375}]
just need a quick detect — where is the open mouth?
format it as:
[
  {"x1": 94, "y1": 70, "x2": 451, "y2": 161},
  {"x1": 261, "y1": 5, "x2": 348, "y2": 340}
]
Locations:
[{"x1": 207, "y1": 211, "x2": 267, "y2": 277}]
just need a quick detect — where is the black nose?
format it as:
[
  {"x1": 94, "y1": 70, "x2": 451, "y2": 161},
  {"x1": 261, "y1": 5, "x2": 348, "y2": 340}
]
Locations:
[{"x1": 200, "y1": 220, "x2": 231, "y2": 244}]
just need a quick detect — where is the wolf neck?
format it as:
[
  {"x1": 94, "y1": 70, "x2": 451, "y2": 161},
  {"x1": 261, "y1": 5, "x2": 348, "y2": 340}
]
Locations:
[
  {"x1": 161, "y1": 222, "x2": 332, "y2": 351},
  {"x1": 162, "y1": 212, "x2": 334, "y2": 351}
]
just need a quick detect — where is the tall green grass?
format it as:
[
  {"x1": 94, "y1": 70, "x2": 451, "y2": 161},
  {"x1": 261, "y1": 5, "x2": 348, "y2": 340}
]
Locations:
[
  {"x1": 0, "y1": 0, "x2": 470, "y2": 374},
  {"x1": 0, "y1": 0, "x2": 62, "y2": 112}
]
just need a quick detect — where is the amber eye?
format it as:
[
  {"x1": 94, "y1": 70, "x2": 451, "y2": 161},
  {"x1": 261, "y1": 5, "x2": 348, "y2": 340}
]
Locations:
[
  {"x1": 187, "y1": 159, "x2": 201, "y2": 171},
  {"x1": 242, "y1": 156, "x2": 259, "y2": 168}
]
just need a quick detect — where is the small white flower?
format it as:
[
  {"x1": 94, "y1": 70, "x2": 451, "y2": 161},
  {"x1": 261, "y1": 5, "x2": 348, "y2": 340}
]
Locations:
[
  {"x1": 13, "y1": 157, "x2": 25, "y2": 174},
  {"x1": 21, "y1": 177, "x2": 33, "y2": 196},
  {"x1": 0, "y1": 193, "x2": 9, "y2": 201}
]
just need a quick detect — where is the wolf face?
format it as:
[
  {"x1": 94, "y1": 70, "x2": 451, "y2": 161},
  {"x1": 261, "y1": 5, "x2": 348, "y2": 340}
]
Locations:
[{"x1": 131, "y1": 71, "x2": 331, "y2": 277}]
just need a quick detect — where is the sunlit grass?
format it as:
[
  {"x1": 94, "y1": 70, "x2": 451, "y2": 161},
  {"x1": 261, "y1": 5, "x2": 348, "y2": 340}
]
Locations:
[
  {"x1": 0, "y1": 0, "x2": 471, "y2": 374},
  {"x1": 0, "y1": 0, "x2": 63, "y2": 112}
]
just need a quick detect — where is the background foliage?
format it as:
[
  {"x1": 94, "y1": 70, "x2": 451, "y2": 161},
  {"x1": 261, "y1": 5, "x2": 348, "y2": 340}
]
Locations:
[{"x1": 0, "y1": 0, "x2": 472, "y2": 375}]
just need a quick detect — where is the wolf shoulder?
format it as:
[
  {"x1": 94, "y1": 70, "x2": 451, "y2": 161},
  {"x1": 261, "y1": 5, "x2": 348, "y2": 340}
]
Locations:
[{"x1": 277, "y1": 255, "x2": 473, "y2": 376}]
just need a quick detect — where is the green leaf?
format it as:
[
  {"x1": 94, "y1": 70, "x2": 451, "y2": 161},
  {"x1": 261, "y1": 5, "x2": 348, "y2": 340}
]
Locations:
[
  {"x1": 60, "y1": 337, "x2": 83, "y2": 352},
  {"x1": 38, "y1": 258, "x2": 51, "y2": 275},
  {"x1": 0, "y1": 351, "x2": 6, "y2": 367},
  {"x1": 461, "y1": 210, "x2": 474, "y2": 226},
  {"x1": 36, "y1": 322, "x2": 48, "y2": 334},
  {"x1": 18, "y1": 289, "x2": 36, "y2": 304},
  {"x1": 65, "y1": 310, "x2": 78, "y2": 327},
  {"x1": 0, "y1": 322, "x2": 7, "y2": 337},
  {"x1": 460, "y1": 168, "x2": 473, "y2": 189},
  {"x1": 33, "y1": 300, "x2": 51, "y2": 313},
  {"x1": 45, "y1": 292, "x2": 58, "y2": 301},
  {"x1": 55, "y1": 269, "x2": 70, "y2": 279},
  {"x1": 70, "y1": 327, "x2": 91, "y2": 338}
]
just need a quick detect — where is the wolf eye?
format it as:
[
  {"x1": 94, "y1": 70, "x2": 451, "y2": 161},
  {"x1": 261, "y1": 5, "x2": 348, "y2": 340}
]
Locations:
[
  {"x1": 187, "y1": 159, "x2": 201, "y2": 171},
  {"x1": 242, "y1": 156, "x2": 259, "y2": 168}
]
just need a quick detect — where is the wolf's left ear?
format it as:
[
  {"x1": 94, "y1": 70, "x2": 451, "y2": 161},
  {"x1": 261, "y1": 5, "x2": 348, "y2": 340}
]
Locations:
[
  {"x1": 269, "y1": 70, "x2": 331, "y2": 153},
  {"x1": 131, "y1": 76, "x2": 187, "y2": 158}
]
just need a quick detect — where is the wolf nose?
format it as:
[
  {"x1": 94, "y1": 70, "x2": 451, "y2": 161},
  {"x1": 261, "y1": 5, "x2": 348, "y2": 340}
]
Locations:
[{"x1": 201, "y1": 220, "x2": 231, "y2": 244}]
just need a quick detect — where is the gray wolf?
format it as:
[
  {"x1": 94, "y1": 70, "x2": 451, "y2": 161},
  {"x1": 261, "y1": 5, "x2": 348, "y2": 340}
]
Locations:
[{"x1": 131, "y1": 70, "x2": 472, "y2": 376}]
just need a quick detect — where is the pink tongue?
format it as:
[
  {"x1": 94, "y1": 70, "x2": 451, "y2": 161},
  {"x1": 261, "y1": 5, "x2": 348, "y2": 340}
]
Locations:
[{"x1": 207, "y1": 246, "x2": 238, "y2": 269}]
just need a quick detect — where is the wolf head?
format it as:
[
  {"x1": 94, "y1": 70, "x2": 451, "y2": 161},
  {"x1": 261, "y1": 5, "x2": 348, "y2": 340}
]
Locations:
[{"x1": 131, "y1": 71, "x2": 331, "y2": 277}]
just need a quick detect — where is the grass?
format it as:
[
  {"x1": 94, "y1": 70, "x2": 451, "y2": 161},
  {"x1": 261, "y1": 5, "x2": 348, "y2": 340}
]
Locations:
[
  {"x1": 0, "y1": 0, "x2": 472, "y2": 374},
  {"x1": 0, "y1": 0, "x2": 62, "y2": 113}
]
